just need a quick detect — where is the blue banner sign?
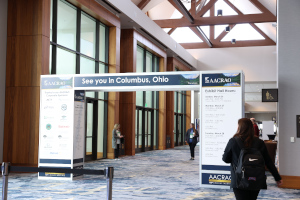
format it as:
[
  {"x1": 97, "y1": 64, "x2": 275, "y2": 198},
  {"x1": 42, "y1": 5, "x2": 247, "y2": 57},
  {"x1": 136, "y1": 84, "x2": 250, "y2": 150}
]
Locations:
[
  {"x1": 202, "y1": 173, "x2": 231, "y2": 185},
  {"x1": 74, "y1": 74, "x2": 200, "y2": 88},
  {"x1": 202, "y1": 73, "x2": 240, "y2": 87}
]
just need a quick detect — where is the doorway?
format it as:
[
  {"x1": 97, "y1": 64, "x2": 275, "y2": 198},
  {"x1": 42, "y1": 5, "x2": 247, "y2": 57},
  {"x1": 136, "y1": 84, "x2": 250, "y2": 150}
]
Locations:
[
  {"x1": 135, "y1": 107, "x2": 155, "y2": 153},
  {"x1": 174, "y1": 114, "x2": 185, "y2": 146},
  {"x1": 85, "y1": 97, "x2": 107, "y2": 161}
]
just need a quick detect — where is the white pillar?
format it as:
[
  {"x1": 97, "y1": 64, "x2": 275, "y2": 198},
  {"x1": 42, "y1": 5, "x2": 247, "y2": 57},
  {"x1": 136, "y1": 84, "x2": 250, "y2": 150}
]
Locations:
[{"x1": 278, "y1": 0, "x2": 300, "y2": 176}]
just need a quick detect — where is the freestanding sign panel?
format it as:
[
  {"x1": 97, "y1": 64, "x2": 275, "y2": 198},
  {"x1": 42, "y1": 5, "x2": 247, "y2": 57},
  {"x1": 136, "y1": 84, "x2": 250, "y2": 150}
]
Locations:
[
  {"x1": 199, "y1": 71, "x2": 244, "y2": 189},
  {"x1": 39, "y1": 76, "x2": 85, "y2": 180}
]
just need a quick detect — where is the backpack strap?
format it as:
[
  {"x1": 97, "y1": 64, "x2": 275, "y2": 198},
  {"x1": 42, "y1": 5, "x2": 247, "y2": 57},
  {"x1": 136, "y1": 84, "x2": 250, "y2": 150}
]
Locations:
[{"x1": 234, "y1": 137, "x2": 245, "y2": 150}]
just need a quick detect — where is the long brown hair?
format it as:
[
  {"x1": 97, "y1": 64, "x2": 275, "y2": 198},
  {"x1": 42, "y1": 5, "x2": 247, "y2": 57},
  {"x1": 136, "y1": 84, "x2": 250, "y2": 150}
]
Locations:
[
  {"x1": 233, "y1": 118, "x2": 254, "y2": 147},
  {"x1": 191, "y1": 123, "x2": 196, "y2": 133}
]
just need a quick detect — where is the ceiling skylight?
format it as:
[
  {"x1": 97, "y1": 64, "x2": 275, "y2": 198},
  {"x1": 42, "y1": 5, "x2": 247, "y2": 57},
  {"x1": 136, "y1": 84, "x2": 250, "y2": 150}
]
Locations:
[
  {"x1": 171, "y1": 27, "x2": 203, "y2": 43},
  {"x1": 200, "y1": 26, "x2": 210, "y2": 39},
  {"x1": 171, "y1": 1, "x2": 191, "y2": 19},
  {"x1": 215, "y1": 0, "x2": 238, "y2": 16},
  {"x1": 222, "y1": 24, "x2": 265, "y2": 41},
  {"x1": 229, "y1": 0, "x2": 262, "y2": 14},
  {"x1": 215, "y1": 25, "x2": 228, "y2": 39},
  {"x1": 163, "y1": 28, "x2": 172, "y2": 33}
]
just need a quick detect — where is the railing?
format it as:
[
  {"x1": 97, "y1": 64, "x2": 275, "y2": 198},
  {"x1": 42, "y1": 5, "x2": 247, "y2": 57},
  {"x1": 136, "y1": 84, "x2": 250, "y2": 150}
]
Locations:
[{"x1": 1, "y1": 162, "x2": 114, "y2": 200}]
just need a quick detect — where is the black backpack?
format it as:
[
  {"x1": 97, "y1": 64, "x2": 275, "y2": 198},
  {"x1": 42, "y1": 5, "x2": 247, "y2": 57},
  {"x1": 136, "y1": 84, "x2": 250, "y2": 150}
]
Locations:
[{"x1": 234, "y1": 137, "x2": 267, "y2": 190}]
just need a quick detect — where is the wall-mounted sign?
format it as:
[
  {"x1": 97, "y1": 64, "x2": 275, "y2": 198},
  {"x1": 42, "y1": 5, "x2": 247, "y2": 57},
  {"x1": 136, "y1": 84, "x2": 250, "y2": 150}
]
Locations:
[
  {"x1": 297, "y1": 115, "x2": 300, "y2": 138},
  {"x1": 262, "y1": 89, "x2": 278, "y2": 102}
]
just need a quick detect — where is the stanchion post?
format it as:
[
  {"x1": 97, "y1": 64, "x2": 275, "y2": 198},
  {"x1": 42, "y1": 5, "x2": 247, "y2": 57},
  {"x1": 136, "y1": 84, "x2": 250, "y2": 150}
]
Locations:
[
  {"x1": 106, "y1": 167, "x2": 114, "y2": 200},
  {"x1": 2, "y1": 162, "x2": 10, "y2": 200}
]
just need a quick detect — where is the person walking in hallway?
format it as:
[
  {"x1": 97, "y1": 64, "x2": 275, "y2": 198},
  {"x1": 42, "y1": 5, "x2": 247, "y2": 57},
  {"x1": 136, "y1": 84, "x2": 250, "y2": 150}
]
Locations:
[
  {"x1": 112, "y1": 124, "x2": 124, "y2": 160},
  {"x1": 185, "y1": 123, "x2": 199, "y2": 160},
  {"x1": 250, "y1": 118, "x2": 260, "y2": 137},
  {"x1": 222, "y1": 118, "x2": 282, "y2": 200}
]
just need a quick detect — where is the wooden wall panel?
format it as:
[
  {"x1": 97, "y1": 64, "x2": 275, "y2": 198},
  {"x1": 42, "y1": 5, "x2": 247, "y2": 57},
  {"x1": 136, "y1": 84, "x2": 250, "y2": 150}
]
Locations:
[
  {"x1": 120, "y1": 101, "x2": 136, "y2": 155},
  {"x1": 158, "y1": 91, "x2": 166, "y2": 150},
  {"x1": 120, "y1": 29, "x2": 136, "y2": 156},
  {"x1": 4, "y1": 87, "x2": 39, "y2": 166},
  {"x1": 158, "y1": 58, "x2": 167, "y2": 150},
  {"x1": 280, "y1": 175, "x2": 300, "y2": 189},
  {"x1": 7, "y1": 0, "x2": 50, "y2": 37},
  {"x1": 166, "y1": 57, "x2": 175, "y2": 148},
  {"x1": 4, "y1": 0, "x2": 50, "y2": 166},
  {"x1": 107, "y1": 25, "x2": 120, "y2": 159},
  {"x1": 186, "y1": 91, "x2": 191, "y2": 129},
  {"x1": 6, "y1": 36, "x2": 44, "y2": 87}
]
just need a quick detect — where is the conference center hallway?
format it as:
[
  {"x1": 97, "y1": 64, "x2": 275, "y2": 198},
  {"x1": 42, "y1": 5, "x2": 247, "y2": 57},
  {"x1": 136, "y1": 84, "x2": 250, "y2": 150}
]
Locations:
[{"x1": 1, "y1": 145, "x2": 300, "y2": 199}]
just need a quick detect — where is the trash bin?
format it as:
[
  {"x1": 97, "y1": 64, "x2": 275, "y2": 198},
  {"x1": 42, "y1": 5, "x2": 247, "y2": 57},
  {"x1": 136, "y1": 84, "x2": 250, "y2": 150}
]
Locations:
[{"x1": 166, "y1": 136, "x2": 171, "y2": 149}]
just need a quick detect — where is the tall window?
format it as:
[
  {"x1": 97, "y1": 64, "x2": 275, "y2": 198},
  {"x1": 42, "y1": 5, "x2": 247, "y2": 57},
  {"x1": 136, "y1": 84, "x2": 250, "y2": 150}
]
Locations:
[
  {"x1": 174, "y1": 69, "x2": 187, "y2": 146},
  {"x1": 135, "y1": 46, "x2": 159, "y2": 152},
  {"x1": 50, "y1": 0, "x2": 109, "y2": 159}
]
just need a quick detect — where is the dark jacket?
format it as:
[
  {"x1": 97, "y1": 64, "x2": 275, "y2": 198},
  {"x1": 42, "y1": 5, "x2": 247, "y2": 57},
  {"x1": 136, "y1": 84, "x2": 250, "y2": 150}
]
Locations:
[
  {"x1": 185, "y1": 128, "x2": 199, "y2": 144},
  {"x1": 222, "y1": 136, "x2": 281, "y2": 188}
]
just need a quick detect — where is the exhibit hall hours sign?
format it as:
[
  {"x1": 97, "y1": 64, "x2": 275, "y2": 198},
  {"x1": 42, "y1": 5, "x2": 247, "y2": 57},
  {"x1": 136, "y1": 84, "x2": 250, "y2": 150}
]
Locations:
[{"x1": 199, "y1": 71, "x2": 244, "y2": 189}]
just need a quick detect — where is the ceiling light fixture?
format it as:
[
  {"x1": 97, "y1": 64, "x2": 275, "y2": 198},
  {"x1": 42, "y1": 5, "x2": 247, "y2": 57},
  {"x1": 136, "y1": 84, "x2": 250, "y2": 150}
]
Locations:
[
  {"x1": 231, "y1": 39, "x2": 236, "y2": 44},
  {"x1": 217, "y1": 9, "x2": 222, "y2": 16},
  {"x1": 225, "y1": 26, "x2": 230, "y2": 32}
]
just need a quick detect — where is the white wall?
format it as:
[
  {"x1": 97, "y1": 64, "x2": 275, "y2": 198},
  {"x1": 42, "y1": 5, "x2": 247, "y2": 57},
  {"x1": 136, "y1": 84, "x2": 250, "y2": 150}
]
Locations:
[
  {"x1": 278, "y1": 0, "x2": 300, "y2": 176},
  {"x1": 245, "y1": 102, "x2": 277, "y2": 113},
  {"x1": 0, "y1": 0, "x2": 8, "y2": 163},
  {"x1": 188, "y1": 46, "x2": 277, "y2": 82},
  {"x1": 245, "y1": 113, "x2": 276, "y2": 122}
]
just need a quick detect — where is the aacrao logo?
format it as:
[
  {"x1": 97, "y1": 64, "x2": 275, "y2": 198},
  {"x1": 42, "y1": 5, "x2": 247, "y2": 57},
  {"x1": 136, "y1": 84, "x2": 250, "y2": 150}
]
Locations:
[
  {"x1": 205, "y1": 77, "x2": 232, "y2": 84},
  {"x1": 208, "y1": 174, "x2": 231, "y2": 185}
]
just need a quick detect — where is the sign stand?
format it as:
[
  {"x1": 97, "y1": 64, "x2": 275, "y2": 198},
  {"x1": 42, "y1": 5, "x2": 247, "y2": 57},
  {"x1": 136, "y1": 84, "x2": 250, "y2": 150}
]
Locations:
[{"x1": 199, "y1": 71, "x2": 244, "y2": 188}]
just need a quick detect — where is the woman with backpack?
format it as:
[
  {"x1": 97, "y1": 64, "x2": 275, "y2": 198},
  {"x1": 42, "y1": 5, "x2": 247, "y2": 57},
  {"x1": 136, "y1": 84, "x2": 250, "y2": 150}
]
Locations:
[{"x1": 222, "y1": 118, "x2": 282, "y2": 200}]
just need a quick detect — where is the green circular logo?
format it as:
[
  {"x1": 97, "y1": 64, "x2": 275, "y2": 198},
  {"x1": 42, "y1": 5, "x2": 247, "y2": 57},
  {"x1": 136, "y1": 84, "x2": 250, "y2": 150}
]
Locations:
[{"x1": 46, "y1": 124, "x2": 52, "y2": 130}]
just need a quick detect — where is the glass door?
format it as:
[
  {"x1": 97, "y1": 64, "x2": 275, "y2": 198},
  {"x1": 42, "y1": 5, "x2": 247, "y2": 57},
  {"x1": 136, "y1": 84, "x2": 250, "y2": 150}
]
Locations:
[
  {"x1": 145, "y1": 109, "x2": 154, "y2": 151},
  {"x1": 174, "y1": 114, "x2": 184, "y2": 146},
  {"x1": 85, "y1": 99, "x2": 97, "y2": 161},
  {"x1": 135, "y1": 108, "x2": 154, "y2": 152}
]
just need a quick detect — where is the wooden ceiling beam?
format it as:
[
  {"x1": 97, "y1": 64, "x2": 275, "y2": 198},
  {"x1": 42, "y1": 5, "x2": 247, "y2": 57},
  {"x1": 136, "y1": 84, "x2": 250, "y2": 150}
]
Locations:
[
  {"x1": 197, "y1": 0, "x2": 218, "y2": 17},
  {"x1": 169, "y1": 0, "x2": 194, "y2": 24},
  {"x1": 215, "y1": 24, "x2": 236, "y2": 41},
  {"x1": 168, "y1": 28, "x2": 176, "y2": 35},
  {"x1": 154, "y1": 13, "x2": 276, "y2": 28},
  {"x1": 196, "y1": 0, "x2": 207, "y2": 15},
  {"x1": 137, "y1": 0, "x2": 151, "y2": 10},
  {"x1": 167, "y1": 0, "x2": 187, "y2": 19},
  {"x1": 190, "y1": 27, "x2": 212, "y2": 47},
  {"x1": 209, "y1": 5, "x2": 215, "y2": 40},
  {"x1": 180, "y1": 40, "x2": 276, "y2": 49},
  {"x1": 191, "y1": 0, "x2": 196, "y2": 17}
]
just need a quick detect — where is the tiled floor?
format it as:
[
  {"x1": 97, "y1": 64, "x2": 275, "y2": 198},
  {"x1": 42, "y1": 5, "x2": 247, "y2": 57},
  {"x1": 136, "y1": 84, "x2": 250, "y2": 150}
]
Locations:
[{"x1": 1, "y1": 145, "x2": 300, "y2": 199}]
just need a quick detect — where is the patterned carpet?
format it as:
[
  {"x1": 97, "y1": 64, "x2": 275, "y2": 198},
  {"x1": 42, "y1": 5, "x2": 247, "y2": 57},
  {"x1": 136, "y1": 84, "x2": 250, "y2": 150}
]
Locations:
[{"x1": 1, "y1": 145, "x2": 300, "y2": 200}]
